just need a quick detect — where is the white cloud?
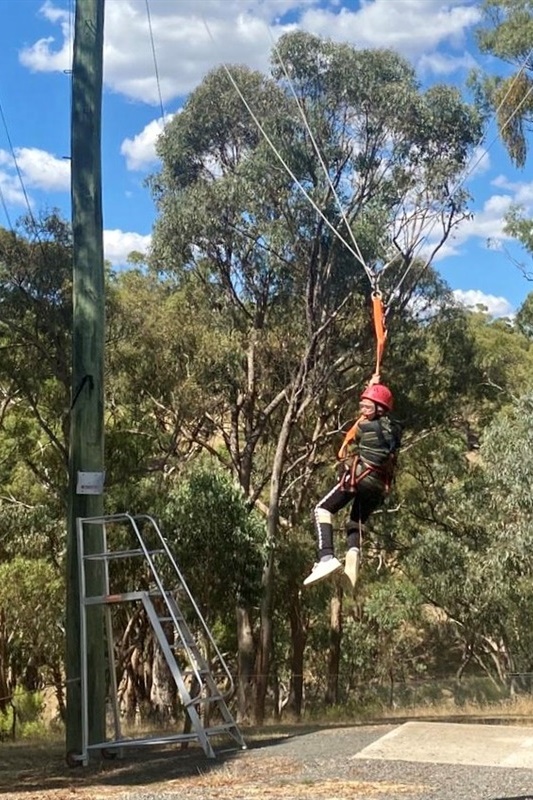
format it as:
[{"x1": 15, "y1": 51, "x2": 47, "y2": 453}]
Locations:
[
  {"x1": 0, "y1": 147, "x2": 70, "y2": 209},
  {"x1": 299, "y1": 0, "x2": 480, "y2": 59},
  {"x1": 121, "y1": 114, "x2": 176, "y2": 171},
  {"x1": 418, "y1": 51, "x2": 477, "y2": 76},
  {"x1": 453, "y1": 288, "x2": 514, "y2": 318},
  {"x1": 19, "y1": 1, "x2": 482, "y2": 106},
  {"x1": 425, "y1": 174, "x2": 533, "y2": 262},
  {"x1": 0, "y1": 170, "x2": 29, "y2": 210},
  {"x1": 104, "y1": 228, "x2": 151, "y2": 265},
  {"x1": 490, "y1": 175, "x2": 533, "y2": 207},
  {"x1": 19, "y1": 0, "x2": 72, "y2": 72},
  {"x1": 12, "y1": 147, "x2": 70, "y2": 192}
]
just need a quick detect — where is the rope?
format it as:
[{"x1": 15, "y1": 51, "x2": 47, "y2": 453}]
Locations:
[
  {"x1": 266, "y1": 25, "x2": 375, "y2": 287},
  {"x1": 201, "y1": 16, "x2": 367, "y2": 269}
]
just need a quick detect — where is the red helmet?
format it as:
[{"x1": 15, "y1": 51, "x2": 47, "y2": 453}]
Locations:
[{"x1": 360, "y1": 383, "x2": 394, "y2": 411}]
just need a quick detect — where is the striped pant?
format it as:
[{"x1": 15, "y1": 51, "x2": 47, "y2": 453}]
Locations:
[{"x1": 313, "y1": 475, "x2": 384, "y2": 560}]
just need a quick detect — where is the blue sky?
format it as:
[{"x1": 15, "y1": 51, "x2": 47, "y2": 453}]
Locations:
[{"x1": 1, "y1": 0, "x2": 532, "y2": 317}]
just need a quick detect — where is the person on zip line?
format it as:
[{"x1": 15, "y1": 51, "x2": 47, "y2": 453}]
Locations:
[{"x1": 303, "y1": 375, "x2": 402, "y2": 593}]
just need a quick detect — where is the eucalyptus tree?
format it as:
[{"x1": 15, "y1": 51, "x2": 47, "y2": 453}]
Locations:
[
  {"x1": 473, "y1": 1, "x2": 533, "y2": 276},
  {"x1": 475, "y1": 0, "x2": 533, "y2": 168},
  {"x1": 149, "y1": 32, "x2": 482, "y2": 721},
  {"x1": 397, "y1": 397, "x2": 533, "y2": 688}
]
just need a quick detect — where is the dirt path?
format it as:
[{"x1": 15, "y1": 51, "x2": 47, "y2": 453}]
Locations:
[{"x1": 1, "y1": 722, "x2": 532, "y2": 800}]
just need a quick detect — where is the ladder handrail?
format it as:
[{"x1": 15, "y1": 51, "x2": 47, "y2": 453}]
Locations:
[
  {"x1": 77, "y1": 512, "x2": 236, "y2": 701},
  {"x1": 131, "y1": 513, "x2": 236, "y2": 703}
]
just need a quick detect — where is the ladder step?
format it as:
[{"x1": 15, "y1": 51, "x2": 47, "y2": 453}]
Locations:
[
  {"x1": 172, "y1": 640, "x2": 198, "y2": 650},
  {"x1": 182, "y1": 668, "x2": 210, "y2": 677},
  {"x1": 84, "y1": 548, "x2": 166, "y2": 561},
  {"x1": 184, "y1": 693, "x2": 225, "y2": 708},
  {"x1": 77, "y1": 512, "x2": 244, "y2": 759}
]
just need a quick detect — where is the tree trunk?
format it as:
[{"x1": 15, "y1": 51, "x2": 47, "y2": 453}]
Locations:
[
  {"x1": 254, "y1": 389, "x2": 300, "y2": 724},
  {"x1": 254, "y1": 546, "x2": 275, "y2": 724},
  {"x1": 236, "y1": 605, "x2": 255, "y2": 723},
  {"x1": 0, "y1": 612, "x2": 10, "y2": 714},
  {"x1": 286, "y1": 589, "x2": 307, "y2": 720},
  {"x1": 150, "y1": 642, "x2": 176, "y2": 723},
  {"x1": 325, "y1": 586, "x2": 343, "y2": 705}
]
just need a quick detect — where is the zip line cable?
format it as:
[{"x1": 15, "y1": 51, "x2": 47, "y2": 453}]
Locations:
[
  {"x1": 190, "y1": 13, "x2": 533, "y2": 379},
  {"x1": 268, "y1": 28, "x2": 533, "y2": 293},
  {"x1": 265, "y1": 25, "x2": 374, "y2": 287},
  {"x1": 201, "y1": 16, "x2": 367, "y2": 270},
  {"x1": 206, "y1": 18, "x2": 533, "y2": 310}
]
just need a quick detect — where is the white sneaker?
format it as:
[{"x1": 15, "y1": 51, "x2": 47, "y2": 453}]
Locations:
[
  {"x1": 343, "y1": 548, "x2": 360, "y2": 593},
  {"x1": 303, "y1": 557, "x2": 343, "y2": 586}
]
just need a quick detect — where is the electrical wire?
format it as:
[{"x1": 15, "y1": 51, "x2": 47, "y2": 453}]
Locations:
[
  {"x1": 0, "y1": 182, "x2": 13, "y2": 231},
  {"x1": 0, "y1": 99, "x2": 37, "y2": 232},
  {"x1": 146, "y1": 0, "x2": 167, "y2": 125}
]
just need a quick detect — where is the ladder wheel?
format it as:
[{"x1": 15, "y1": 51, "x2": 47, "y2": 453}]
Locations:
[{"x1": 66, "y1": 750, "x2": 83, "y2": 768}]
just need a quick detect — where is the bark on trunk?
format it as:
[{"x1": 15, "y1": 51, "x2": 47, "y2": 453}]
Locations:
[
  {"x1": 254, "y1": 546, "x2": 275, "y2": 724},
  {"x1": 286, "y1": 590, "x2": 307, "y2": 720},
  {"x1": 325, "y1": 586, "x2": 343, "y2": 705},
  {"x1": 236, "y1": 605, "x2": 255, "y2": 723}
]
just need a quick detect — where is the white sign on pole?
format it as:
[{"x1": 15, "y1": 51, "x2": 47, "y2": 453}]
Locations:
[{"x1": 76, "y1": 471, "x2": 105, "y2": 495}]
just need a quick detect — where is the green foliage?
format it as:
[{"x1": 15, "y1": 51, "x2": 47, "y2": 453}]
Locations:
[
  {"x1": 0, "y1": 687, "x2": 46, "y2": 740},
  {"x1": 475, "y1": 0, "x2": 533, "y2": 167},
  {"x1": 0, "y1": 557, "x2": 64, "y2": 673},
  {"x1": 160, "y1": 461, "x2": 266, "y2": 617}
]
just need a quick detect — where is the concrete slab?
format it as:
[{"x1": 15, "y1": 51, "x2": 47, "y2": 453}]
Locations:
[{"x1": 352, "y1": 721, "x2": 533, "y2": 769}]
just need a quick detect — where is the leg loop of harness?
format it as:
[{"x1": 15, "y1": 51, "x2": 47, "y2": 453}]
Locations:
[{"x1": 342, "y1": 455, "x2": 392, "y2": 494}]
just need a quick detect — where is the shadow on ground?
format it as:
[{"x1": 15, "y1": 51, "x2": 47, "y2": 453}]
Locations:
[{"x1": 0, "y1": 723, "x2": 328, "y2": 797}]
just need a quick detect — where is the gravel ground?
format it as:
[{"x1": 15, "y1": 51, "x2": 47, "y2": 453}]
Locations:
[
  {"x1": 93, "y1": 723, "x2": 533, "y2": 800},
  {"x1": 3, "y1": 723, "x2": 533, "y2": 800}
]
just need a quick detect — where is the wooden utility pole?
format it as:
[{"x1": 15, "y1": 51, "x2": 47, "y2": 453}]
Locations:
[{"x1": 66, "y1": 0, "x2": 106, "y2": 758}]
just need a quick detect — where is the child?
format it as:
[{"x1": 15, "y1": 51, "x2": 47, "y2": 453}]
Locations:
[{"x1": 303, "y1": 383, "x2": 401, "y2": 590}]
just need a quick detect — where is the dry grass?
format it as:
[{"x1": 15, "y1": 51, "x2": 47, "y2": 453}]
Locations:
[
  {"x1": 1, "y1": 700, "x2": 532, "y2": 799},
  {"x1": 375, "y1": 695, "x2": 533, "y2": 724},
  {"x1": 0, "y1": 726, "x2": 428, "y2": 800}
]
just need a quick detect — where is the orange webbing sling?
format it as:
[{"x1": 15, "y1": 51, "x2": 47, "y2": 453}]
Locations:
[
  {"x1": 371, "y1": 290, "x2": 387, "y2": 380},
  {"x1": 336, "y1": 290, "x2": 389, "y2": 468}
]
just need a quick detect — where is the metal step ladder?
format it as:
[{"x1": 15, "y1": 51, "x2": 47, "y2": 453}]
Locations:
[{"x1": 75, "y1": 512, "x2": 246, "y2": 765}]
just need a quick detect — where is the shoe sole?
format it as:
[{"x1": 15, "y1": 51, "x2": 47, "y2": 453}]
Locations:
[{"x1": 303, "y1": 562, "x2": 343, "y2": 587}]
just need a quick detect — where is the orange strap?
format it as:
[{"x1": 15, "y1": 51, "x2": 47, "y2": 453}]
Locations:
[
  {"x1": 372, "y1": 291, "x2": 387, "y2": 378},
  {"x1": 337, "y1": 414, "x2": 364, "y2": 460},
  {"x1": 338, "y1": 293, "x2": 387, "y2": 461}
]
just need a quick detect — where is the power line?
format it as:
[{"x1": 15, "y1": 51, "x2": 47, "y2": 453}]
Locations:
[
  {"x1": 0, "y1": 98, "x2": 37, "y2": 231},
  {"x1": 0, "y1": 181, "x2": 13, "y2": 231},
  {"x1": 145, "y1": 0, "x2": 167, "y2": 124}
]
